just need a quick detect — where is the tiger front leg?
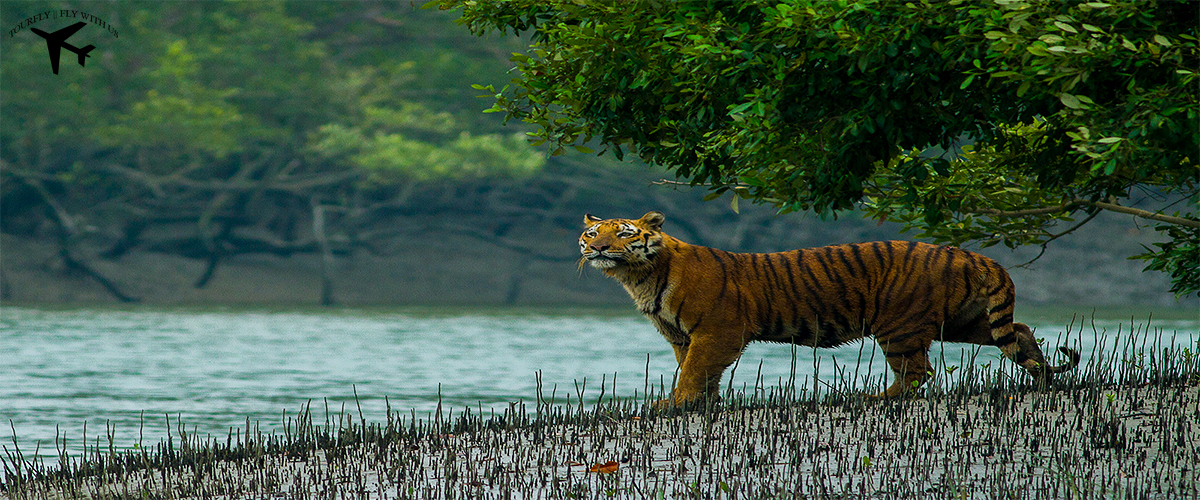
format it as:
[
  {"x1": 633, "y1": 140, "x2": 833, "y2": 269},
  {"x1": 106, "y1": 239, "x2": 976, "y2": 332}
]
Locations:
[
  {"x1": 649, "y1": 343, "x2": 691, "y2": 409},
  {"x1": 656, "y1": 336, "x2": 744, "y2": 408},
  {"x1": 671, "y1": 342, "x2": 688, "y2": 366}
]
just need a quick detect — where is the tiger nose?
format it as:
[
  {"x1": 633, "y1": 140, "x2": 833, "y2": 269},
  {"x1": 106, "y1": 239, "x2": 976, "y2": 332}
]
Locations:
[{"x1": 590, "y1": 244, "x2": 609, "y2": 252}]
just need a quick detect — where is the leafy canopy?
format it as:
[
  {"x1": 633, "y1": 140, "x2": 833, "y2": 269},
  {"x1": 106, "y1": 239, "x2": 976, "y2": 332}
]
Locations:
[{"x1": 437, "y1": 0, "x2": 1199, "y2": 296}]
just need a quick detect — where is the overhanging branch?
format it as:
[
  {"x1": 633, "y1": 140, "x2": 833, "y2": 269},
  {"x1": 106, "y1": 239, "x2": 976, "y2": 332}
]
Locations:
[
  {"x1": 971, "y1": 199, "x2": 1199, "y2": 229},
  {"x1": 659, "y1": 175, "x2": 1200, "y2": 230},
  {"x1": 973, "y1": 202, "x2": 1083, "y2": 218},
  {"x1": 1087, "y1": 200, "x2": 1200, "y2": 229}
]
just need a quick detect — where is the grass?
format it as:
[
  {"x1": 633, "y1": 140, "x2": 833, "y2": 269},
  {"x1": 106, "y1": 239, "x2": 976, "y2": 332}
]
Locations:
[{"x1": 3, "y1": 320, "x2": 1199, "y2": 499}]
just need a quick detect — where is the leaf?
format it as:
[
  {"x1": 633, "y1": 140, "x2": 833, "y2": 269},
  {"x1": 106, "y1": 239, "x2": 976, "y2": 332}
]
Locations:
[
  {"x1": 1103, "y1": 158, "x2": 1118, "y2": 175},
  {"x1": 1016, "y1": 80, "x2": 1032, "y2": 97},
  {"x1": 1097, "y1": 137, "x2": 1122, "y2": 144},
  {"x1": 1153, "y1": 34, "x2": 1171, "y2": 47},
  {"x1": 588, "y1": 461, "x2": 619, "y2": 473},
  {"x1": 959, "y1": 74, "x2": 975, "y2": 89},
  {"x1": 730, "y1": 194, "x2": 740, "y2": 214},
  {"x1": 729, "y1": 102, "x2": 754, "y2": 115},
  {"x1": 1059, "y1": 93, "x2": 1082, "y2": 109},
  {"x1": 1053, "y1": 21, "x2": 1077, "y2": 34}
]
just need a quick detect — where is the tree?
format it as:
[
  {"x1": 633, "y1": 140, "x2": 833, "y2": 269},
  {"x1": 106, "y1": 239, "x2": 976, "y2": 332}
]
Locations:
[{"x1": 436, "y1": 0, "x2": 1199, "y2": 296}]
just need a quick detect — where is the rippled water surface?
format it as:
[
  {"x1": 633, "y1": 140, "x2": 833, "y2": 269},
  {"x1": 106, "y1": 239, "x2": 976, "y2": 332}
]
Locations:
[{"x1": 2, "y1": 306, "x2": 1197, "y2": 462}]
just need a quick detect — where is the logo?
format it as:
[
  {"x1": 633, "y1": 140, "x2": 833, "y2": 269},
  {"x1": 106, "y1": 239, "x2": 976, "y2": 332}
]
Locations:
[
  {"x1": 31, "y1": 22, "x2": 93, "y2": 74},
  {"x1": 9, "y1": 9, "x2": 118, "y2": 75}
]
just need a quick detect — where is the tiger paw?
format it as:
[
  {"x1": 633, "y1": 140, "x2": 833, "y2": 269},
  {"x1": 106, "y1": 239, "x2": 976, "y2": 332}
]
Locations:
[{"x1": 650, "y1": 391, "x2": 717, "y2": 411}]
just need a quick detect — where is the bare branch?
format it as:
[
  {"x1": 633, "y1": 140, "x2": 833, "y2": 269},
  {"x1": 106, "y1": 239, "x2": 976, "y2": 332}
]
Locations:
[
  {"x1": 1012, "y1": 209, "x2": 1102, "y2": 269},
  {"x1": 102, "y1": 163, "x2": 359, "y2": 194},
  {"x1": 12, "y1": 174, "x2": 139, "y2": 302},
  {"x1": 651, "y1": 179, "x2": 697, "y2": 187}
]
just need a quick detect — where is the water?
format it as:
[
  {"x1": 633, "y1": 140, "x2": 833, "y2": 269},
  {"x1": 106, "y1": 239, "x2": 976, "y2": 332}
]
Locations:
[{"x1": 2, "y1": 306, "x2": 1197, "y2": 465}]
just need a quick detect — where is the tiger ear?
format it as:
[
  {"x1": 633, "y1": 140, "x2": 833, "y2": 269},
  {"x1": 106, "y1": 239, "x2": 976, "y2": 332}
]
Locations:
[
  {"x1": 639, "y1": 211, "x2": 665, "y2": 231},
  {"x1": 583, "y1": 213, "x2": 603, "y2": 226}
]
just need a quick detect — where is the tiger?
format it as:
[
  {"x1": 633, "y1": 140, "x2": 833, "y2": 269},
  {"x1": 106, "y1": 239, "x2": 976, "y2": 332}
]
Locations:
[{"x1": 579, "y1": 211, "x2": 1080, "y2": 405}]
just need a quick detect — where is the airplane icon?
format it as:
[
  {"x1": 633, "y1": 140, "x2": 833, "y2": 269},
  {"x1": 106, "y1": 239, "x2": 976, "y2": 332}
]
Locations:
[{"x1": 29, "y1": 22, "x2": 94, "y2": 75}]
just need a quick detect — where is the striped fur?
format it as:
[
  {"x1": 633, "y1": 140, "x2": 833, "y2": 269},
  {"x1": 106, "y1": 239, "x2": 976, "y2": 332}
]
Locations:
[{"x1": 580, "y1": 211, "x2": 1080, "y2": 405}]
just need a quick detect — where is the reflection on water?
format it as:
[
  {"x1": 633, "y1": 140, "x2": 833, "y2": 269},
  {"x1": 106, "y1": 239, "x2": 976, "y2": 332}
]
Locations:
[{"x1": 1, "y1": 306, "x2": 1197, "y2": 461}]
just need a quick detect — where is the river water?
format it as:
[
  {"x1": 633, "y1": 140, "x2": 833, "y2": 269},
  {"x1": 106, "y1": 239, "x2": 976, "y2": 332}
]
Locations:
[{"x1": 2, "y1": 306, "x2": 1197, "y2": 464}]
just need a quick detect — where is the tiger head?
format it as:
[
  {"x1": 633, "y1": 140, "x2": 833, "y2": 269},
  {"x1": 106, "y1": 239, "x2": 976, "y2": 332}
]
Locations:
[{"x1": 579, "y1": 211, "x2": 666, "y2": 271}]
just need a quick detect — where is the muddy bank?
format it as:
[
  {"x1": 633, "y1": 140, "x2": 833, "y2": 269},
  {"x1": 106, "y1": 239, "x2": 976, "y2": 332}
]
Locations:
[{"x1": 0, "y1": 230, "x2": 625, "y2": 307}]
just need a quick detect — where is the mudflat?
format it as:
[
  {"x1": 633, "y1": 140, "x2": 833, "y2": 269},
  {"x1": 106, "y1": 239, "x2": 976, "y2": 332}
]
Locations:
[{"x1": 5, "y1": 366, "x2": 1198, "y2": 499}]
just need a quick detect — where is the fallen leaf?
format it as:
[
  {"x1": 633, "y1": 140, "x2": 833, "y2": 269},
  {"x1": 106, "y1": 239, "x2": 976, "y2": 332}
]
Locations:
[{"x1": 588, "y1": 461, "x2": 619, "y2": 473}]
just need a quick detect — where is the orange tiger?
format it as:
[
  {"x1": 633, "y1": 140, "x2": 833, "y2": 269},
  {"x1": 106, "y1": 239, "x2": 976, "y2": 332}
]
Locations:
[{"x1": 579, "y1": 211, "x2": 1080, "y2": 405}]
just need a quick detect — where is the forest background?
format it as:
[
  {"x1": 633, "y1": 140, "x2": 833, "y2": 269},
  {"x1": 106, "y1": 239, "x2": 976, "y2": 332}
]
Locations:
[{"x1": 1, "y1": 1, "x2": 1194, "y2": 310}]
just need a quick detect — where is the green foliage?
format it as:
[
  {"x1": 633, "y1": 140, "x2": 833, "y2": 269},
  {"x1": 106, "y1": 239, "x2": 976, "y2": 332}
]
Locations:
[
  {"x1": 863, "y1": 122, "x2": 1107, "y2": 249},
  {"x1": 98, "y1": 88, "x2": 246, "y2": 158},
  {"x1": 2, "y1": 2, "x2": 541, "y2": 188},
  {"x1": 438, "y1": 0, "x2": 1199, "y2": 296},
  {"x1": 1134, "y1": 224, "x2": 1200, "y2": 297},
  {"x1": 304, "y1": 63, "x2": 543, "y2": 183},
  {"x1": 307, "y1": 124, "x2": 541, "y2": 182}
]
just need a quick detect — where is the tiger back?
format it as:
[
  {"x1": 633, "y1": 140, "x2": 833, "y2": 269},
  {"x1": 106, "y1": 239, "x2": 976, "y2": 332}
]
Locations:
[{"x1": 579, "y1": 211, "x2": 1080, "y2": 405}]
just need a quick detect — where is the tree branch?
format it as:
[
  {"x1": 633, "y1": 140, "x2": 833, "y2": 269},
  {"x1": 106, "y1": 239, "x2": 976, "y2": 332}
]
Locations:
[
  {"x1": 970, "y1": 199, "x2": 1199, "y2": 229},
  {"x1": 1087, "y1": 200, "x2": 1200, "y2": 229},
  {"x1": 102, "y1": 163, "x2": 359, "y2": 194},
  {"x1": 971, "y1": 202, "x2": 1083, "y2": 218},
  {"x1": 14, "y1": 174, "x2": 139, "y2": 303},
  {"x1": 1012, "y1": 209, "x2": 1102, "y2": 269}
]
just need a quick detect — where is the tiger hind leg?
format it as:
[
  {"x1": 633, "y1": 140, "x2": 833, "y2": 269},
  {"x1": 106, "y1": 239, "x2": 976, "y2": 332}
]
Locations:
[{"x1": 874, "y1": 334, "x2": 934, "y2": 398}]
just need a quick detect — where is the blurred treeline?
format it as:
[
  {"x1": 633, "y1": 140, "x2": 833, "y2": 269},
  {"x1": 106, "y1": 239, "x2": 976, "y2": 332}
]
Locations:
[
  {"x1": 3, "y1": 3, "x2": 542, "y2": 271},
  {"x1": 0, "y1": 2, "x2": 1191, "y2": 308}
]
